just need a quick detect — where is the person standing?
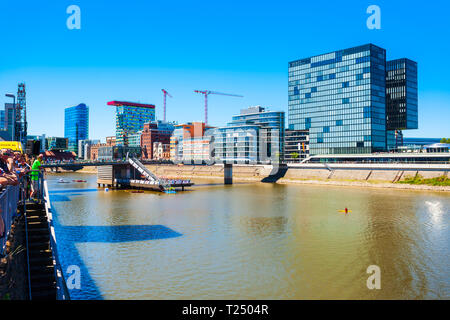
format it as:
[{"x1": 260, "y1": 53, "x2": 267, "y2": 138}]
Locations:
[{"x1": 30, "y1": 154, "x2": 44, "y2": 200}]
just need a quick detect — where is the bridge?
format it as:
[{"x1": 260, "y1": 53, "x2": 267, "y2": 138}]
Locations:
[
  {"x1": 97, "y1": 158, "x2": 193, "y2": 192},
  {"x1": 42, "y1": 159, "x2": 172, "y2": 171}
]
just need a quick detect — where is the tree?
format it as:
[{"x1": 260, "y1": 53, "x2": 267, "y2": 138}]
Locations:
[{"x1": 440, "y1": 138, "x2": 449, "y2": 143}]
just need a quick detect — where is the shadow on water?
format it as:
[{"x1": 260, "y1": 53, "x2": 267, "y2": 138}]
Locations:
[
  {"x1": 48, "y1": 191, "x2": 182, "y2": 300},
  {"x1": 50, "y1": 189, "x2": 99, "y2": 193}
]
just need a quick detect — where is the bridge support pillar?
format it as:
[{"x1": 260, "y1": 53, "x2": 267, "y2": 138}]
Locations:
[{"x1": 224, "y1": 163, "x2": 233, "y2": 185}]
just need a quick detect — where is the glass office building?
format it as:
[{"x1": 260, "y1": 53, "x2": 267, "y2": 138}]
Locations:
[
  {"x1": 214, "y1": 106, "x2": 285, "y2": 163},
  {"x1": 386, "y1": 58, "x2": 418, "y2": 130},
  {"x1": 64, "y1": 103, "x2": 89, "y2": 155},
  {"x1": 288, "y1": 44, "x2": 387, "y2": 155},
  {"x1": 107, "y1": 101, "x2": 155, "y2": 146}
]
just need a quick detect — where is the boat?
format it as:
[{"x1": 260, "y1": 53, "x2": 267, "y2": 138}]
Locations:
[{"x1": 58, "y1": 179, "x2": 70, "y2": 183}]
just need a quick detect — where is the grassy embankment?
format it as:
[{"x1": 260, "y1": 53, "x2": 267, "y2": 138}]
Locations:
[{"x1": 397, "y1": 174, "x2": 450, "y2": 186}]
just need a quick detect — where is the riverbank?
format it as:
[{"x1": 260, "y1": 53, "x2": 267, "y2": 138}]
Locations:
[
  {"x1": 143, "y1": 164, "x2": 450, "y2": 192},
  {"x1": 50, "y1": 164, "x2": 450, "y2": 192}
]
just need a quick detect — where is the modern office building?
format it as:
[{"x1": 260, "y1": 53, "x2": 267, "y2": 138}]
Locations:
[
  {"x1": 386, "y1": 58, "x2": 418, "y2": 150},
  {"x1": 213, "y1": 106, "x2": 285, "y2": 164},
  {"x1": 107, "y1": 101, "x2": 155, "y2": 147},
  {"x1": 97, "y1": 145, "x2": 142, "y2": 161},
  {"x1": 386, "y1": 58, "x2": 418, "y2": 130},
  {"x1": 170, "y1": 122, "x2": 213, "y2": 162},
  {"x1": 284, "y1": 129, "x2": 310, "y2": 162},
  {"x1": 27, "y1": 134, "x2": 46, "y2": 153},
  {"x1": 4, "y1": 103, "x2": 15, "y2": 140},
  {"x1": 127, "y1": 132, "x2": 142, "y2": 148},
  {"x1": 46, "y1": 137, "x2": 69, "y2": 151},
  {"x1": 141, "y1": 121, "x2": 175, "y2": 159},
  {"x1": 289, "y1": 44, "x2": 388, "y2": 155},
  {"x1": 64, "y1": 103, "x2": 89, "y2": 155},
  {"x1": 0, "y1": 110, "x2": 4, "y2": 130}
]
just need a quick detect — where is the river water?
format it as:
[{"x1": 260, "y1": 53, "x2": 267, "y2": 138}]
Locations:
[{"x1": 47, "y1": 173, "x2": 449, "y2": 300}]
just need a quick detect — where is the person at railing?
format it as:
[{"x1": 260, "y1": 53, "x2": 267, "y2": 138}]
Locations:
[
  {"x1": 0, "y1": 149, "x2": 20, "y2": 187},
  {"x1": 30, "y1": 154, "x2": 44, "y2": 201}
]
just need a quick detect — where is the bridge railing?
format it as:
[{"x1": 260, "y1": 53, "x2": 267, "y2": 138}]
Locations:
[
  {"x1": 0, "y1": 184, "x2": 20, "y2": 255},
  {"x1": 42, "y1": 177, "x2": 71, "y2": 300}
]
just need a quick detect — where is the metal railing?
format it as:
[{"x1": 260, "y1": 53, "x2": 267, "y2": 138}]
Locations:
[
  {"x1": 0, "y1": 184, "x2": 20, "y2": 255},
  {"x1": 42, "y1": 177, "x2": 71, "y2": 300}
]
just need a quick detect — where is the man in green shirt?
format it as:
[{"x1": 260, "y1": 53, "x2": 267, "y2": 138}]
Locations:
[{"x1": 30, "y1": 154, "x2": 43, "y2": 200}]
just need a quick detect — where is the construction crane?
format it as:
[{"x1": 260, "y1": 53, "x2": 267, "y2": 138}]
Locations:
[
  {"x1": 194, "y1": 90, "x2": 243, "y2": 125},
  {"x1": 161, "y1": 89, "x2": 172, "y2": 122}
]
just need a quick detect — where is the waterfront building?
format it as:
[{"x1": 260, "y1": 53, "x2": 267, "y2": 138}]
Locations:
[
  {"x1": 97, "y1": 145, "x2": 142, "y2": 161},
  {"x1": 403, "y1": 137, "x2": 441, "y2": 147},
  {"x1": 78, "y1": 139, "x2": 100, "y2": 160},
  {"x1": 423, "y1": 143, "x2": 450, "y2": 153},
  {"x1": 170, "y1": 122, "x2": 212, "y2": 162},
  {"x1": 107, "y1": 101, "x2": 155, "y2": 147},
  {"x1": 386, "y1": 59, "x2": 418, "y2": 131},
  {"x1": 106, "y1": 136, "x2": 116, "y2": 146},
  {"x1": 0, "y1": 110, "x2": 4, "y2": 130},
  {"x1": 289, "y1": 44, "x2": 388, "y2": 155},
  {"x1": 127, "y1": 132, "x2": 142, "y2": 148},
  {"x1": 386, "y1": 130, "x2": 404, "y2": 151},
  {"x1": 45, "y1": 137, "x2": 68, "y2": 151},
  {"x1": 182, "y1": 135, "x2": 214, "y2": 163},
  {"x1": 213, "y1": 106, "x2": 285, "y2": 164},
  {"x1": 4, "y1": 103, "x2": 14, "y2": 140},
  {"x1": 153, "y1": 142, "x2": 171, "y2": 160},
  {"x1": 27, "y1": 134, "x2": 46, "y2": 153},
  {"x1": 284, "y1": 129, "x2": 310, "y2": 163},
  {"x1": 64, "y1": 103, "x2": 89, "y2": 155},
  {"x1": 141, "y1": 121, "x2": 175, "y2": 160}
]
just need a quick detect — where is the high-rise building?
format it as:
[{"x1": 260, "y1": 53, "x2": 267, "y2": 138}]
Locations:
[
  {"x1": 4, "y1": 103, "x2": 15, "y2": 140},
  {"x1": 0, "y1": 110, "x2": 4, "y2": 130},
  {"x1": 46, "y1": 137, "x2": 69, "y2": 151},
  {"x1": 64, "y1": 103, "x2": 89, "y2": 155},
  {"x1": 288, "y1": 44, "x2": 387, "y2": 155},
  {"x1": 386, "y1": 58, "x2": 418, "y2": 130},
  {"x1": 107, "y1": 101, "x2": 155, "y2": 147},
  {"x1": 213, "y1": 106, "x2": 285, "y2": 163}
]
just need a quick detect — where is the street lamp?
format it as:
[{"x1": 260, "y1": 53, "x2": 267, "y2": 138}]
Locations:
[{"x1": 5, "y1": 94, "x2": 16, "y2": 141}]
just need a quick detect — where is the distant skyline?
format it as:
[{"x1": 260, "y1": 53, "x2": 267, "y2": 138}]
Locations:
[{"x1": 1, "y1": 0, "x2": 449, "y2": 140}]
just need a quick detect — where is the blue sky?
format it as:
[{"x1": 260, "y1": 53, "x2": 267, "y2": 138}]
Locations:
[{"x1": 0, "y1": 0, "x2": 449, "y2": 140}]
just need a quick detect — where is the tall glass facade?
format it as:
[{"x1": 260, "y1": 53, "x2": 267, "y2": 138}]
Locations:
[
  {"x1": 386, "y1": 58, "x2": 418, "y2": 130},
  {"x1": 64, "y1": 103, "x2": 89, "y2": 155},
  {"x1": 107, "y1": 101, "x2": 155, "y2": 146},
  {"x1": 288, "y1": 44, "x2": 387, "y2": 155}
]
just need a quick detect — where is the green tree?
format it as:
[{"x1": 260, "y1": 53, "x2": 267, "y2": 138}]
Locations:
[{"x1": 440, "y1": 138, "x2": 449, "y2": 143}]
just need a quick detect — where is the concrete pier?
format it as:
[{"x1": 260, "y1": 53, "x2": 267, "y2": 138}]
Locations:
[{"x1": 224, "y1": 164, "x2": 233, "y2": 185}]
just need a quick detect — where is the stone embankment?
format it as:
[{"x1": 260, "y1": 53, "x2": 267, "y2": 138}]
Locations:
[{"x1": 144, "y1": 164, "x2": 450, "y2": 192}]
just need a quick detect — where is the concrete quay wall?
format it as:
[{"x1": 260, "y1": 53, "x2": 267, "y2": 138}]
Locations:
[{"x1": 143, "y1": 164, "x2": 449, "y2": 184}]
